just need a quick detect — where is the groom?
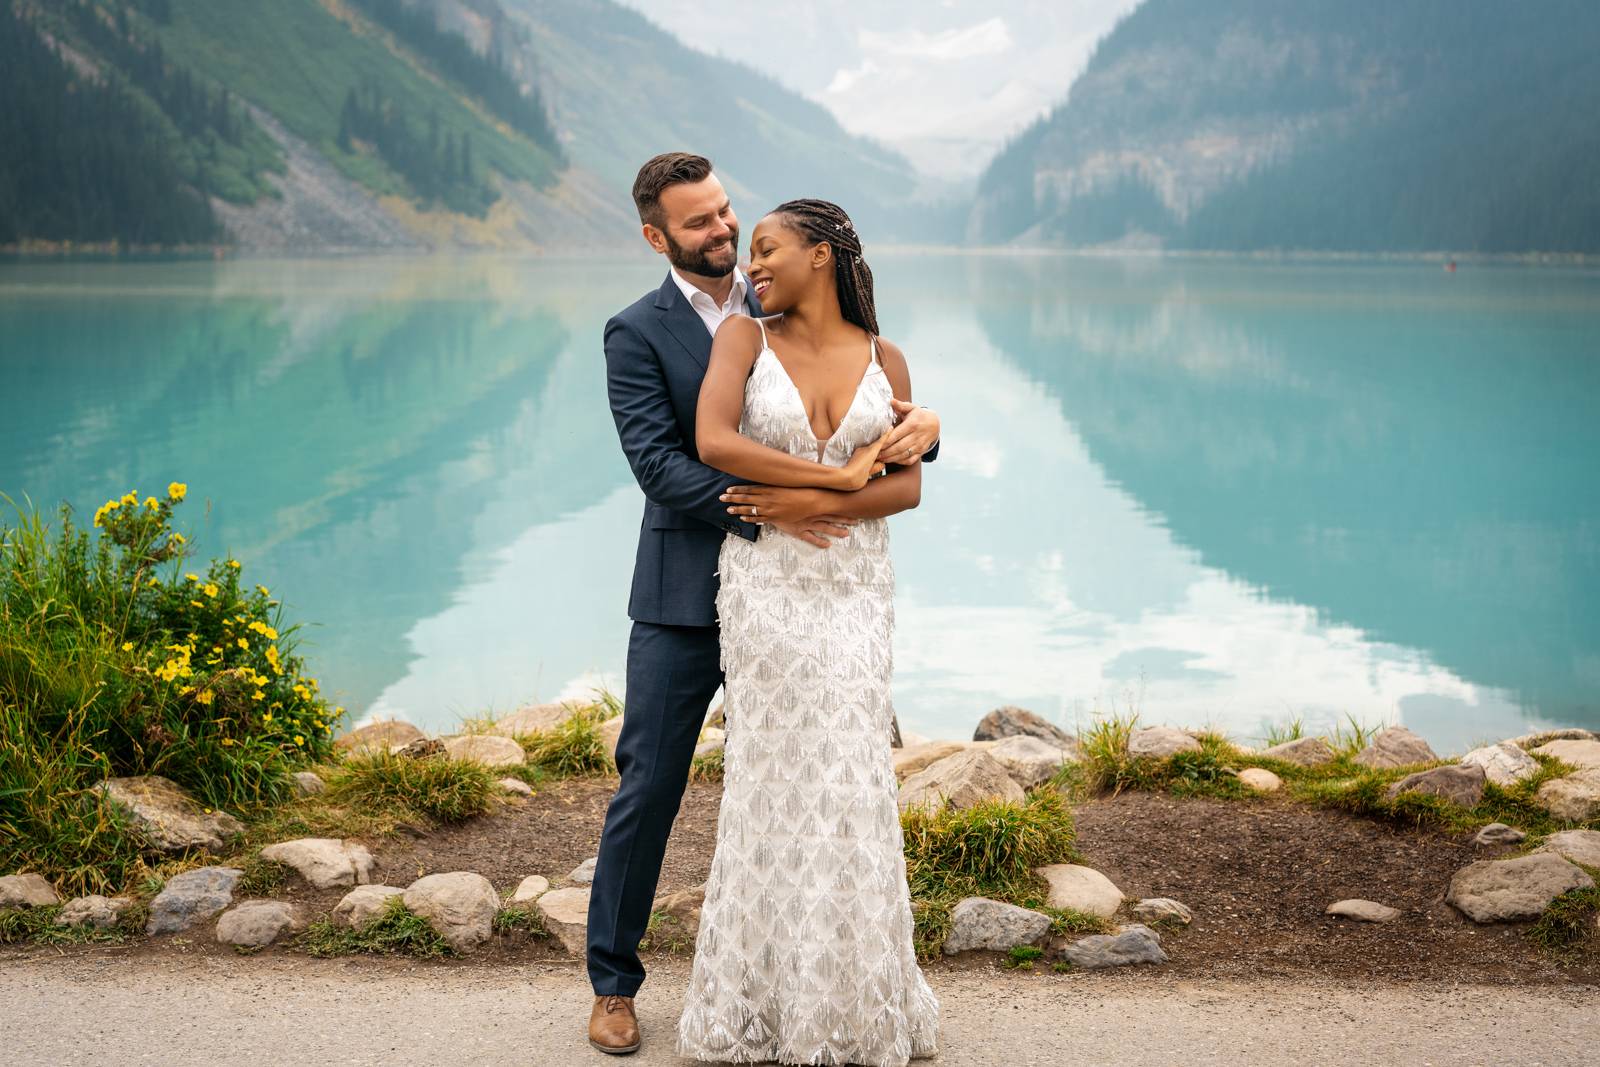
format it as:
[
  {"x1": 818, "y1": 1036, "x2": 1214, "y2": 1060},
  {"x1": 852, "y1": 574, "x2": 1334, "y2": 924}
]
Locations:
[{"x1": 586, "y1": 152, "x2": 940, "y2": 1055}]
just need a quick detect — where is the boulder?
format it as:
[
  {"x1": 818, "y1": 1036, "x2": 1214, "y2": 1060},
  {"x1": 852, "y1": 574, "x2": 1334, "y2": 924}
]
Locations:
[
  {"x1": 693, "y1": 736, "x2": 724, "y2": 760},
  {"x1": 489, "y1": 701, "x2": 581, "y2": 738},
  {"x1": 1530, "y1": 739, "x2": 1600, "y2": 772},
  {"x1": 972, "y1": 706, "x2": 1075, "y2": 748},
  {"x1": 146, "y1": 865, "x2": 244, "y2": 935},
  {"x1": 392, "y1": 737, "x2": 445, "y2": 759},
  {"x1": 1505, "y1": 728, "x2": 1597, "y2": 749},
  {"x1": 497, "y1": 777, "x2": 534, "y2": 796},
  {"x1": 1536, "y1": 829, "x2": 1600, "y2": 869},
  {"x1": 1459, "y1": 743, "x2": 1539, "y2": 787},
  {"x1": 54, "y1": 894, "x2": 133, "y2": 929},
  {"x1": 941, "y1": 897, "x2": 1052, "y2": 954},
  {"x1": 650, "y1": 884, "x2": 706, "y2": 940},
  {"x1": 291, "y1": 771, "x2": 326, "y2": 797},
  {"x1": 1237, "y1": 768, "x2": 1282, "y2": 792},
  {"x1": 94, "y1": 775, "x2": 244, "y2": 854},
  {"x1": 897, "y1": 749, "x2": 1025, "y2": 813},
  {"x1": 1257, "y1": 737, "x2": 1337, "y2": 767},
  {"x1": 215, "y1": 900, "x2": 305, "y2": 948},
  {"x1": 1445, "y1": 852, "x2": 1594, "y2": 923},
  {"x1": 332, "y1": 885, "x2": 406, "y2": 929},
  {"x1": 259, "y1": 838, "x2": 376, "y2": 889},
  {"x1": 535, "y1": 885, "x2": 592, "y2": 955},
  {"x1": 598, "y1": 716, "x2": 626, "y2": 762},
  {"x1": 1534, "y1": 769, "x2": 1600, "y2": 821},
  {"x1": 1035, "y1": 864, "x2": 1125, "y2": 919},
  {"x1": 0, "y1": 872, "x2": 59, "y2": 908},
  {"x1": 334, "y1": 719, "x2": 425, "y2": 754},
  {"x1": 1475, "y1": 822, "x2": 1527, "y2": 846},
  {"x1": 508, "y1": 875, "x2": 550, "y2": 905},
  {"x1": 1384, "y1": 764, "x2": 1486, "y2": 808},
  {"x1": 1058, "y1": 923, "x2": 1167, "y2": 968},
  {"x1": 402, "y1": 871, "x2": 501, "y2": 952},
  {"x1": 987, "y1": 734, "x2": 1075, "y2": 788},
  {"x1": 1131, "y1": 897, "x2": 1192, "y2": 925},
  {"x1": 891, "y1": 741, "x2": 969, "y2": 781},
  {"x1": 1325, "y1": 899, "x2": 1402, "y2": 922},
  {"x1": 568, "y1": 857, "x2": 598, "y2": 885},
  {"x1": 1127, "y1": 726, "x2": 1201, "y2": 760},
  {"x1": 1352, "y1": 726, "x2": 1438, "y2": 769},
  {"x1": 442, "y1": 734, "x2": 527, "y2": 769}
]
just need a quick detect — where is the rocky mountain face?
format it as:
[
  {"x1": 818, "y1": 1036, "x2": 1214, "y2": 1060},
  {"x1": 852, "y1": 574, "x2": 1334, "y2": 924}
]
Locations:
[{"x1": 970, "y1": 0, "x2": 1600, "y2": 252}]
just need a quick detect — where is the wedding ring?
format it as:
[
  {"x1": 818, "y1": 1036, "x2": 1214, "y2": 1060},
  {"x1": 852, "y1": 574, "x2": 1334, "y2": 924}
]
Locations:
[{"x1": 752, "y1": 505, "x2": 759, "y2": 516}]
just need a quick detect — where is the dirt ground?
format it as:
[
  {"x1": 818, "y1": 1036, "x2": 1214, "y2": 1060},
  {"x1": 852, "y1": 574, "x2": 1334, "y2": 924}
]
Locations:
[{"x1": 6, "y1": 774, "x2": 1595, "y2": 984}]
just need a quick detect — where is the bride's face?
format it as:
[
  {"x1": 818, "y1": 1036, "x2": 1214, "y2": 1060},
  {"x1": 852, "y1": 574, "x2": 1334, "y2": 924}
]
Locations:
[{"x1": 747, "y1": 214, "x2": 831, "y2": 313}]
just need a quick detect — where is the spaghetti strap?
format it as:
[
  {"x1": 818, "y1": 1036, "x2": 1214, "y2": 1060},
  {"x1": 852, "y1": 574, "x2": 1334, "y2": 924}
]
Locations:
[
  {"x1": 869, "y1": 333, "x2": 880, "y2": 366},
  {"x1": 755, "y1": 316, "x2": 769, "y2": 351}
]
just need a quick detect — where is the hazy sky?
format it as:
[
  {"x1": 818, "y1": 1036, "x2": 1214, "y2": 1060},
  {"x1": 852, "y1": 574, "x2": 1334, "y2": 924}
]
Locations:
[{"x1": 617, "y1": 1, "x2": 1144, "y2": 182}]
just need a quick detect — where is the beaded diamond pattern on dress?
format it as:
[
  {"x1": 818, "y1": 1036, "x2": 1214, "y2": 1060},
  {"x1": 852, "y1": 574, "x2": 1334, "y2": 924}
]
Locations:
[{"x1": 675, "y1": 318, "x2": 940, "y2": 1066}]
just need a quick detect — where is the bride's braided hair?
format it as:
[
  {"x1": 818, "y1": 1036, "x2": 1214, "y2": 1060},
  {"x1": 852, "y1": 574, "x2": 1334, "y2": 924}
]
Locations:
[{"x1": 771, "y1": 198, "x2": 879, "y2": 336}]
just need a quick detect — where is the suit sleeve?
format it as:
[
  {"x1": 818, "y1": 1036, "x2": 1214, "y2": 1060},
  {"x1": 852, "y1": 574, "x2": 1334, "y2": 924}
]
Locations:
[{"x1": 604, "y1": 315, "x2": 759, "y2": 542}]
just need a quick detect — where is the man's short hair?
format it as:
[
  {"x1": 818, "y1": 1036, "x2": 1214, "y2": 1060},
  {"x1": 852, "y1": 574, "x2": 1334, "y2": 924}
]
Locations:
[{"x1": 632, "y1": 152, "x2": 714, "y2": 229}]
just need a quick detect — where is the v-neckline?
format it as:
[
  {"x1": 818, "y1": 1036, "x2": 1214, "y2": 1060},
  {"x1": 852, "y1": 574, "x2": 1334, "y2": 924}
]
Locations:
[{"x1": 757, "y1": 336, "x2": 877, "y2": 443}]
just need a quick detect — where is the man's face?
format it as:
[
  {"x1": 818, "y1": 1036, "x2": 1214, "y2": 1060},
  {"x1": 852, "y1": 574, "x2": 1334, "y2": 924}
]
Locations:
[{"x1": 646, "y1": 174, "x2": 739, "y2": 278}]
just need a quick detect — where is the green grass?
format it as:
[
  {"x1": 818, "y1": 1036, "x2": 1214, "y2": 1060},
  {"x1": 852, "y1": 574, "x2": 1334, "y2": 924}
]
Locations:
[
  {"x1": 296, "y1": 894, "x2": 452, "y2": 958},
  {"x1": 0, "y1": 901, "x2": 143, "y2": 945},
  {"x1": 320, "y1": 748, "x2": 496, "y2": 824},
  {"x1": 901, "y1": 788, "x2": 1091, "y2": 959},
  {"x1": 1525, "y1": 863, "x2": 1600, "y2": 958},
  {"x1": 1004, "y1": 944, "x2": 1044, "y2": 970}
]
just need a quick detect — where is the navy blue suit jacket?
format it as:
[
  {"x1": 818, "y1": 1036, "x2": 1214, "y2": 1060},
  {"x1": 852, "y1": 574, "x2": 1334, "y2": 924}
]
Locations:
[{"x1": 604, "y1": 271, "x2": 940, "y2": 627}]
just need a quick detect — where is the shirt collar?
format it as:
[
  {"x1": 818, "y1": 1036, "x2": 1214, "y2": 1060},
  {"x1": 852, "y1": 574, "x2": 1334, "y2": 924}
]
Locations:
[{"x1": 669, "y1": 266, "x2": 748, "y2": 312}]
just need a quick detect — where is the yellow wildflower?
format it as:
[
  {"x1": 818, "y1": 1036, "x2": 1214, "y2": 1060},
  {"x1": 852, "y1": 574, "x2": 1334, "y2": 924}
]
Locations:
[
  {"x1": 227, "y1": 559, "x2": 241, "y2": 569},
  {"x1": 120, "y1": 491, "x2": 138, "y2": 506},
  {"x1": 186, "y1": 573, "x2": 199, "y2": 582},
  {"x1": 196, "y1": 690, "x2": 214, "y2": 705},
  {"x1": 255, "y1": 584, "x2": 270, "y2": 596},
  {"x1": 121, "y1": 641, "x2": 134, "y2": 652},
  {"x1": 263, "y1": 713, "x2": 273, "y2": 723},
  {"x1": 221, "y1": 738, "x2": 234, "y2": 746},
  {"x1": 168, "y1": 482, "x2": 186, "y2": 501},
  {"x1": 203, "y1": 583, "x2": 219, "y2": 598},
  {"x1": 293, "y1": 734, "x2": 304, "y2": 746},
  {"x1": 237, "y1": 637, "x2": 248, "y2": 650},
  {"x1": 170, "y1": 532, "x2": 186, "y2": 544},
  {"x1": 144, "y1": 496, "x2": 159, "y2": 510},
  {"x1": 179, "y1": 685, "x2": 194, "y2": 695},
  {"x1": 253, "y1": 690, "x2": 265, "y2": 702},
  {"x1": 189, "y1": 599, "x2": 203, "y2": 607}
]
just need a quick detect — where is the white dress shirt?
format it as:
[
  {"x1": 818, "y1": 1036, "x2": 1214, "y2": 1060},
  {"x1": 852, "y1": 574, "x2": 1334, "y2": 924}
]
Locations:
[{"x1": 670, "y1": 266, "x2": 750, "y2": 336}]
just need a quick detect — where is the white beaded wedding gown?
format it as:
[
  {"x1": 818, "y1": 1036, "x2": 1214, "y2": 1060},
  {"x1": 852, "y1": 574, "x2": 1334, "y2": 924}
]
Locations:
[{"x1": 676, "y1": 319, "x2": 941, "y2": 1066}]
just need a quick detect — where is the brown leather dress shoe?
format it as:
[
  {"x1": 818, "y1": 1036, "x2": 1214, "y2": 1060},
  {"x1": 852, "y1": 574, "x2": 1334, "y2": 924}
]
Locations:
[{"x1": 588, "y1": 994, "x2": 641, "y2": 1055}]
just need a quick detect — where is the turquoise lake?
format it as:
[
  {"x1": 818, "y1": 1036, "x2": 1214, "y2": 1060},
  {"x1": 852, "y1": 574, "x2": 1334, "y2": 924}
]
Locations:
[{"x1": 2, "y1": 253, "x2": 1596, "y2": 753}]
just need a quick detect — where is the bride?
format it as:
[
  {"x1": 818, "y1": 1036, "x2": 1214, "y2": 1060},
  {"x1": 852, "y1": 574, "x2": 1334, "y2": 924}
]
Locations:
[{"x1": 677, "y1": 198, "x2": 941, "y2": 1066}]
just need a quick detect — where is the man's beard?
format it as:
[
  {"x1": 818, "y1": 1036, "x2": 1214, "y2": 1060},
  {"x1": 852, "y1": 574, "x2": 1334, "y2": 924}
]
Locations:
[{"x1": 663, "y1": 226, "x2": 739, "y2": 277}]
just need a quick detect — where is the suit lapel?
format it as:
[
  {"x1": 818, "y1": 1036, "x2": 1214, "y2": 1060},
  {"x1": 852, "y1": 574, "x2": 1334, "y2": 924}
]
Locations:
[{"x1": 656, "y1": 274, "x2": 713, "y2": 371}]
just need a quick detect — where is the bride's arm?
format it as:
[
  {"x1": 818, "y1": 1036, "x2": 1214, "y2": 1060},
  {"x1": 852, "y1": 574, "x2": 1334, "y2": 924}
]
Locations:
[
  {"x1": 721, "y1": 337, "x2": 923, "y2": 523},
  {"x1": 697, "y1": 315, "x2": 882, "y2": 491}
]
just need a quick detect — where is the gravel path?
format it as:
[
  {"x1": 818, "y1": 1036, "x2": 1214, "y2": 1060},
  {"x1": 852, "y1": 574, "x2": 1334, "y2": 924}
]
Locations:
[{"x1": 3, "y1": 952, "x2": 1594, "y2": 1066}]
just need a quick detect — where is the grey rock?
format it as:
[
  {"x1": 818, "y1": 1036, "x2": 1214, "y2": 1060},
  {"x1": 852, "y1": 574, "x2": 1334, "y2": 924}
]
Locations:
[
  {"x1": 535, "y1": 886, "x2": 592, "y2": 955},
  {"x1": 972, "y1": 706, "x2": 1075, "y2": 748},
  {"x1": 941, "y1": 896, "x2": 1052, "y2": 955},
  {"x1": 1326, "y1": 899, "x2": 1402, "y2": 922},
  {"x1": 1505, "y1": 728, "x2": 1597, "y2": 749},
  {"x1": 1445, "y1": 852, "x2": 1594, "y2": 923},
  {"x1": 1536, "y1": 829, "x2": 1600, "y2": 869},
  {"x1": 508, "y1": 875, "x2": 550, "y2": 905},
  {"x1": 332, "y1": 884, "x2": 406, "y2": 929},
  {"x1": 891, "y1": 741, "x2": 970, "y2": 781},
  {"x1": 402, "y1": 871, "x2": 500, "y2": 952},
  {"x1": 497, "y1": 777, "x2": 534, "y2": 797},
  {"x1": 1131, "y1": 898, "x2": 1192, "y2": 925},
  {"x1": 1352, "y1": 726, "x2": 1438, "y2": 769},
  {"x1": 1534, "y1": 769, "x2": 1600, "y2": 822},
  {"x1": 1059, "y1": 923, "x2": 1167, "y2": 968},
  {"x1": 54, "y1": 894, "x2": 133, "y2": 929},
  {"x1": 489, "y1": 701, "x2": 581, "y2": 738},
  {"x1": 1127, "y1": 726, "x2": 1201, "y2": 760},
  {"x1": 392, "y1": 737, "x2": 445, "y2": 759},
  {"x1": 441, "y1": 734, "x2": 526, "y2": 769},
  {"x1": 290, "y1": 771, "x2": 326, "y2": 797},
  {"x1": 334, "y1": 719, "x2": 425, "y2": 754},
  {"x1": 988, "y1": 734, "x2": 1075, "y2": 788},
  {"x1": 1237, "y1": 767, "x2": 1282, "y2": 792},
  {"x1": 259, "y1": 837, "x2": 376, "y2": 889},
  {"x1": 146, "y1": 866, "x2": 244, "y2": 935},
  {"x1": 568, "y1": 857, "x2": 598, "y2": 885},
  {"x1": 215, "y1": 900, "x2": 305, "y2": 948},
  {"x1": 0, "y1": 873, "x2": 59, "y2": 908},
  {"x1": 1459, "y1": 743, "x2": 1539, "y2": 787},
  {"x1": 650, "y1": 884, "x2": 706, "y2": 940},
  {"x1": 94, "y1": 775, "x2": 244, "y2": 854},
  {"x1": 1475, "y1": 822, "x2": 1527, "y2": 846},
  {"x1": 1384, "y1": 763, "x2": 1486, "y2": 808},
  {"x1": 1257, "y1": 737, "x2": 1337, "y2": 767},
  {"x1": 898, "y1": 749, "x2": 1026, "y2": 813},
  {"x1": 1529, "y1": 739, "x2": 1600, "y2": 772},
  {"x1": 1035, "y1": 864, "x2": 1124, "y2": 919}
]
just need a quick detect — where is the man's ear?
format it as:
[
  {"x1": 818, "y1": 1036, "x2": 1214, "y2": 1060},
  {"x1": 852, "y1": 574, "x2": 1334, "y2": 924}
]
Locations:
[{"x1": 642, "y1": 223, "x2": 668, "y2": 255}]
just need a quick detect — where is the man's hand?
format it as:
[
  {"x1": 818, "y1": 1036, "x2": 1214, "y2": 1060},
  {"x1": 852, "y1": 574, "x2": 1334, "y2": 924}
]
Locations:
[
  {"x1": 721, "y1": 485, "x2": 858, "y2": 547},
  {"x1": 879, "y1": 400, "x2": 939, "y2": 466}
]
